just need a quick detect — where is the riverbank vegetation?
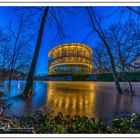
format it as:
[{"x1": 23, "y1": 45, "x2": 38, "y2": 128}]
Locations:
[
  {"x1": 0, "y1": 111, "x2": 140, "y2": 134},
  {"x1": 70, "y1": 72, "x2": 140, "y2": 82},
  {"x1": 95, "y1": 72, "x2": 140, "y2": 82}
]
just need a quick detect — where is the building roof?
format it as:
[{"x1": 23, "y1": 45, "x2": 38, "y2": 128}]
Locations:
[{"x1": 48, "y1": 43, "x2": 92, "y2": 57}]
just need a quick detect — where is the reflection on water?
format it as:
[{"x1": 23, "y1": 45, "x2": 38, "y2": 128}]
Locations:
[
  {"x1": 44, "y1": 82, "x2": 96, "y2": 118},
  {"x1": 4, "y1": 81, "x2": 140, "y2": 122},
  {"x1": 4, "y1": 81, "x2": 48, "y2": 116}
]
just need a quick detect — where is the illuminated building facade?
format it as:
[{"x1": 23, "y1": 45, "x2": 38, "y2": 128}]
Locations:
[{"x1": 48, "y1": 43, "x2": 93, "y2": 75}]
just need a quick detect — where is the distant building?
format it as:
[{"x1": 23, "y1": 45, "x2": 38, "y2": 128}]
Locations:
[{"x1": 48, "y1": 43, "x2": 93, "y2": 75}]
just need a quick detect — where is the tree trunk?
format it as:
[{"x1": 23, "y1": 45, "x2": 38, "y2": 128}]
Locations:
[
  {"x1": 23, "y1": 7, "x2": 49, "y2": 96},
  {"x1": 104, "y1": 42, "x2": 122, "y2": 94},
  {"x1": 122, "y1": 69, "x2": 134, "y2": 95},
  {"x1": 8, "y1": 69, "x2": 13, "y2": 89},
  {"x1": 87, "y1": 7, "x2": 122, "y2": 94}
]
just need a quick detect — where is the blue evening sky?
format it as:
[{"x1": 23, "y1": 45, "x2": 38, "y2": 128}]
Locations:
[{"x1": 0, "y1": 6, "x2": 137, "y2": 75}]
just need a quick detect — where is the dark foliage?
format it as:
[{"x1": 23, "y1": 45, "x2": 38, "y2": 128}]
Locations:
[{"x1": 1, "y1": 112, "x2": 140, "y2": 134}]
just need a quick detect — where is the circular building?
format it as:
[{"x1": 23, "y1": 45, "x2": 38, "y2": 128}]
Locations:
[{"x1": 48, "y1": 43, "x2": 93, "y2": 75}]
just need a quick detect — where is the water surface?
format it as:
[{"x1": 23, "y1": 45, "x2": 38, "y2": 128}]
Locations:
[{"x1": 3, "y1": 80, "x2": 140, "y2": 122}]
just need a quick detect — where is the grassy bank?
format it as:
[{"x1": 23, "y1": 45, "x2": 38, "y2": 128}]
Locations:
[
  {"x1": 71, "y1": 72, "x2": 140, "y2": 82},
  {"x1": 1, "y1": 111, "x2": 140, "y2": 134},
  {"x1": 96, "y1": 72, "x2": 140, "y2": 82}
]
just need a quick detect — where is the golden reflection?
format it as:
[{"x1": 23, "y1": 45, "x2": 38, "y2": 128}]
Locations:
[{"x1": 44, "y1": 81, "x2": 96, "y2": 118}]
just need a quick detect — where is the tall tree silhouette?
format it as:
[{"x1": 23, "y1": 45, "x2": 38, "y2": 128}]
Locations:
[
  {"x1": 23, "y1": 7, "x2": 49, "y2": 96},
  {"x1": 87, "y1": 7, "x2": 122, "y2": 94}
]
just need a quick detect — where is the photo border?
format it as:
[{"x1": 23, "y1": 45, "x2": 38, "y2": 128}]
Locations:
[{"x1": 0, "y1": 1, "x2": 140, "y2": 138}]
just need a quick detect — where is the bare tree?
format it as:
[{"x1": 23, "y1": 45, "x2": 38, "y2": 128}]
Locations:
[
  {"x1": 87, "y1": 7, "x2": 122, "y2": 94},
  {"x1": 108, "y1": 19, "x2": 139, "y2": 72},
  {"x1": 7, "y1": 16, "x2": 33, "y2": 89},
  {"x1": 93, "y1": 43, "x2": 110, "y2": 74},
  {"x1": 107, "y1": 17, "x2": 140, "y2": 95},
  {"x1": 0, "y1": 28, "x2": 12, "y2": 84},
  {"x1": 23, "y1": 7, "x2": 49, "y2": 97},
  {"x1": 23, "y1": 7, "x2": 66, "y2": 97}
]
